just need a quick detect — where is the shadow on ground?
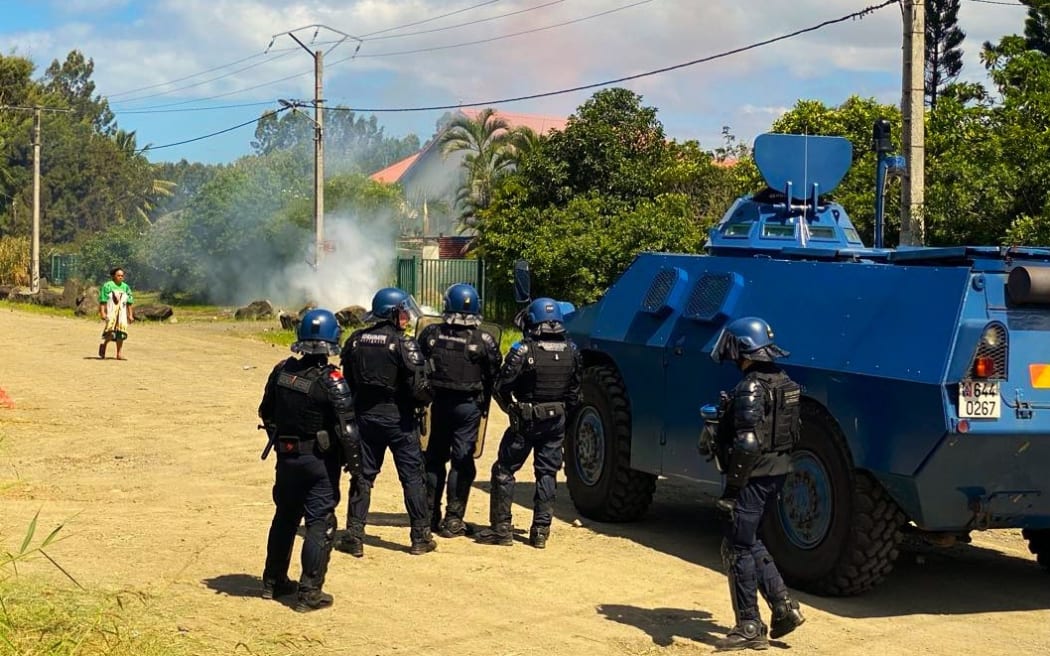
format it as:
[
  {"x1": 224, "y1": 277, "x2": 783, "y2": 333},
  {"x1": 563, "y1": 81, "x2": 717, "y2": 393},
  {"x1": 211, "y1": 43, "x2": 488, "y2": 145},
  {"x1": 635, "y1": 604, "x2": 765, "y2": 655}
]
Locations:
[
  {"x1": 596, "y1": 604, "x2": 731, "y2": 648},
  {"x1": 527, "y1": 477, "x2": 1050, "y2": 618},
  {"x1": 201, "y1": 573, "x2": 297, "y2": 610}
]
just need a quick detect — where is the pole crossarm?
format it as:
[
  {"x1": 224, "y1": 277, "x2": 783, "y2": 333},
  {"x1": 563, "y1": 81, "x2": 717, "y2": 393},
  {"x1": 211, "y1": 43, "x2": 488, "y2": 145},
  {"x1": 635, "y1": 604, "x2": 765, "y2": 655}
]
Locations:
[{"x1": 266, "y1": 25, "x2": 362, "y2": 268}]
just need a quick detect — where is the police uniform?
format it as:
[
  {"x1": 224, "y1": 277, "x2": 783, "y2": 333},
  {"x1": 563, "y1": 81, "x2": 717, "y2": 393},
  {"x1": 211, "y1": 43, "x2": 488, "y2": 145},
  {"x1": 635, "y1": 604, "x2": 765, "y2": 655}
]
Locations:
[
  {"x1": 339, "y1": 318, "x2": 435, "y2": 554},
  {"x1": 418, "y1": 320, "x2": 502, "y2": 536},
  {"x1": 480, "y1": 319, "x2": 582, "y2": 548},
  {"x1": 259, "y1": 347, "x2": 357, "y2": 612},
  {"x1": 710, "y1": 316, "x2": 806, "y2": 649}
]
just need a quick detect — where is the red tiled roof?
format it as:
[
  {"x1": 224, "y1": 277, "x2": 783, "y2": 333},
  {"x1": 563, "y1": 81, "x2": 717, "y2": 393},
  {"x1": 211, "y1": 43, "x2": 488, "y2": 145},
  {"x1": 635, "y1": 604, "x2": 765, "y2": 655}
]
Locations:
[
  {"x1": 458, "y1": 108, "x2": 568, "y2": 135},
  {"x1": 369, "y1": 152, "x2": 420, "y2": 183}
]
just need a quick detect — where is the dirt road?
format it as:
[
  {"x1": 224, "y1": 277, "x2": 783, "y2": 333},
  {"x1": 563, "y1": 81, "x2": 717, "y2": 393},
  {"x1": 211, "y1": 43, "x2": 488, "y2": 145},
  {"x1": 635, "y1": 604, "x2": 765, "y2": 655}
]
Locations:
[{"x1": 1, "y1": 308, "x2": 1048, "y2": 655}]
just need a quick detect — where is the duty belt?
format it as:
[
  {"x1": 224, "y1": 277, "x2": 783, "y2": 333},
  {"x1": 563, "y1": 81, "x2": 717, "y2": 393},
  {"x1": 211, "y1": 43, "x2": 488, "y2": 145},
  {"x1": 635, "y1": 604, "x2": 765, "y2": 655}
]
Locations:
[{"x1": 277, "y1": 436, "x2": 317, "y2": 456}]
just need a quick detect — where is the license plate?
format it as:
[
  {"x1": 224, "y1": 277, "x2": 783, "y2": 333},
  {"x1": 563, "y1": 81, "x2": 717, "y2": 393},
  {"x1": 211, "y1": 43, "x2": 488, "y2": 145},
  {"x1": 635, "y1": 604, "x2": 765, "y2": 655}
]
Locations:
[{"x1": 958, "y1": 381, "x2": 1001, "y2": 419}]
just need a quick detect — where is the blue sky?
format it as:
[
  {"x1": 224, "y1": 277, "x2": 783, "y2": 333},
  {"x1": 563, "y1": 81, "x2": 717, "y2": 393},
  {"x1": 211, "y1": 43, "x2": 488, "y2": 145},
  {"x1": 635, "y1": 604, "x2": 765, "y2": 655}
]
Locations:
[{"x1": 0, "y1": 0, "x2": 1030, "y2": 166}]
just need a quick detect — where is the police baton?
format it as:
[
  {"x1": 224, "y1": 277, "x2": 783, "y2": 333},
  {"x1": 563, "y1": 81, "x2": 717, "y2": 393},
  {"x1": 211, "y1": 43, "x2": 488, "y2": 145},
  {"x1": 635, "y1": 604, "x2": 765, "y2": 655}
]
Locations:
[{"x1": 259, "y1": 423, "x2": 277, "y2": 460}]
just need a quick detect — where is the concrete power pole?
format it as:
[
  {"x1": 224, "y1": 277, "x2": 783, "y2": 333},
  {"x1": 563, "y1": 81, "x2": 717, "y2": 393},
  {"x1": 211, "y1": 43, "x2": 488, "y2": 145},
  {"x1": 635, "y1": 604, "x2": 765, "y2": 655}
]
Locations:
[
  {"x1": 268, "y1": 25, "x2": 361, "y2": 269},
  {"x1": 900, "y1": 0, "x2": 926, "y2": 247},
  {"x1": 0, "y1": 104, "x2": 71, "y2": 292},
  {"x1": 32, "y1": 108, "x2": 41, "y2": 293}
]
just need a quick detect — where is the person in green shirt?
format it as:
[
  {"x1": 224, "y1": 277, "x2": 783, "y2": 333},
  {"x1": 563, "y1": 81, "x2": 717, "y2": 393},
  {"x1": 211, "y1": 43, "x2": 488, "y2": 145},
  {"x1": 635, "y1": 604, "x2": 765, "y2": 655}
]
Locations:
[{"x1": 98, "y1": 267, "x2": 134, "y2": 360}]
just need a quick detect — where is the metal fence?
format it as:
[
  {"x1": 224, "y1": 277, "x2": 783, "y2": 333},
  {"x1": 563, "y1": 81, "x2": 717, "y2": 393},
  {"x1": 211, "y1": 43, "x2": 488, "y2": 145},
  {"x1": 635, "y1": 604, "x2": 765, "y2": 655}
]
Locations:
[
  {"x1": 395, "y1": 257, "x2": 518, "y2": 323},
  {"x1": 50, "y1": 254, "x2": 79, "y2": 285}
]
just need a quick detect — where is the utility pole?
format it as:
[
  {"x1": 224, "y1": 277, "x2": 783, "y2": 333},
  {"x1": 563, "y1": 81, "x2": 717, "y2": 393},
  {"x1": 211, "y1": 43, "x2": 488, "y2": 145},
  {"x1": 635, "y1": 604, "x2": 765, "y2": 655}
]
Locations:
[
  {"x1": 900, "y1": 0, "x2": 926, "y2": 246},
  {"x1": 267, "y1": 25, "x2": 361, "y2": 268},
  {"x1": 1, "y1": 104, "x2": 72, "y2": 292}
]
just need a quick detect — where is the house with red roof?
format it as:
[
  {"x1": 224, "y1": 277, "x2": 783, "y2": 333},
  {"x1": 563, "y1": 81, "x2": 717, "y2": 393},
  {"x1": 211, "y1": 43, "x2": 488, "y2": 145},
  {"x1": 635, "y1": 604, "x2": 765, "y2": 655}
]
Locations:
[{"x1": 372, "y1": 108, "x2": 568, "y2": 251}]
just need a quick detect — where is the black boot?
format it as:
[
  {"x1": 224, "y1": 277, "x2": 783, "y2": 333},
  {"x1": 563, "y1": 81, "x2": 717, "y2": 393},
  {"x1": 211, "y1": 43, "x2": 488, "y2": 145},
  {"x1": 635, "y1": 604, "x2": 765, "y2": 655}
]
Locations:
[
  {"x1": 770, "y1": 596, "x2": 805, "y2": 639},
  {"x1": 529, "y1": 525, "x2": 549, "y2": 549},
  {"x1": 294, "y1": 588, "x2": 334, "y2": 613},
  {"x1": 476, "y1": 523, "x2": 513, "y2": 546},
  {"x1": 261, "y1": 576, "x2": 297, "y2": 600},
  {"x1": 334, "y1": 520, "x2": 365, "y2": 558},
  {"x1": 439, "y1": 516, "x2": 468, "y2": 538},
  {"x1": 410, "y1": 526, "x2": 437, "y2": 555},
  {"x1": 715, "y1": 619, "x2": 768, "y2": 651}
]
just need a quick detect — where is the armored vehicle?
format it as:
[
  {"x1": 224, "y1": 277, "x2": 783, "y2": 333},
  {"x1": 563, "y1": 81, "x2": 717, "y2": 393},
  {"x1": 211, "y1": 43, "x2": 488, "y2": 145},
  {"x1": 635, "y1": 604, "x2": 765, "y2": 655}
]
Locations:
[{"x1": 562, "y1": 130, "x2": 1050, "y2": 596}]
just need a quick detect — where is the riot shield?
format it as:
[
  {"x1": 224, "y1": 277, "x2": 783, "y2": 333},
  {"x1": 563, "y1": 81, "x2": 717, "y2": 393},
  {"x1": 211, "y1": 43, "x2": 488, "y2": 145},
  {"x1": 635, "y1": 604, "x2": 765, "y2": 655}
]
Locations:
[
  {"x1": 412, "y1": 316, "x2": 503, "y2": 458},
  {"x1": 413, "y1": 314, "x2": 443, "y2": 452},
  {"x1": 474, "y1": 321, "x2": 503, "y2": 459}
]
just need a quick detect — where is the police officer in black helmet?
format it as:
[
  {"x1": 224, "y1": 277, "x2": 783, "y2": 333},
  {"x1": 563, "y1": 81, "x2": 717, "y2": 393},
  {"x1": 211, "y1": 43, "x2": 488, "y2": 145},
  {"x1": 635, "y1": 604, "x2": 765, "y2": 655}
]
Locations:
[
  {"x1": 336, "y1": 287, "x2": 436, "y2": 556},
  {"x1": 259, "y1": 308, "x2": 360, "y2": 613},
  {"x1": 477, "y1": 298, "x2": 581, "y2": 549},
  {"x1": 418, "y1": 283, "x2": 502, "y2": 538},
  {"x1": 709, "y1": 316, "x2": 806, "y2": 650}
]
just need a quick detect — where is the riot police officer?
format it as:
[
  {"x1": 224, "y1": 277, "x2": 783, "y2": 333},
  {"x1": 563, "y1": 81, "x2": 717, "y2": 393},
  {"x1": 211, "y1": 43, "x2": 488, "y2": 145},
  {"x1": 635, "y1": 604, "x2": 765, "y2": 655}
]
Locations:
[
  {"x1": 336, "y1": 287, "x2": 436, "y2": 556},
  {"x1": 477, "y1": 298, "x2": 581, "y2": 549},
  {"x1": 418, "y1": 283, "x2": 502, "y2": 538},
  {"x1": 709, "y1": 316, "x2": 806, "y2": 650},
  {"x1": 259, "y1": 308, "x2": 360, "y2": 613}
]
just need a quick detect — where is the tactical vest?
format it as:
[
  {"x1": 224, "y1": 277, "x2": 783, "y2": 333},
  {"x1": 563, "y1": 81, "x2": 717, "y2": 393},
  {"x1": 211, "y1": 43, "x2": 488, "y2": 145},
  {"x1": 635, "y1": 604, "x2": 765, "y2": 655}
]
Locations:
[
  {"x1": 349, "y1": 324, "x2": 401, "y2": 395},
  {"x1": 272, "y1": 363, "x2": 327, "y2": 437},
  {"x1": 754, "y1": 372, "x2": 802, "y2": 452},
  {"x1": 518, "y1": 339, "x2": 575, "y2": 402},
  {"x1": 427, "y1": 326, "x2": 484, "y2": 392}
]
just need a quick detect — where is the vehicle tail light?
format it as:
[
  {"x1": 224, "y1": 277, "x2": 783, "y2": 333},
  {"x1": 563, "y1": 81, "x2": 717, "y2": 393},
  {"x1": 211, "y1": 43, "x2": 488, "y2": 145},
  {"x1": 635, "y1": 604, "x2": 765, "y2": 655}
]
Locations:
[{"x1": 973, "y1": 356, "x2": 995, "y2": 379}]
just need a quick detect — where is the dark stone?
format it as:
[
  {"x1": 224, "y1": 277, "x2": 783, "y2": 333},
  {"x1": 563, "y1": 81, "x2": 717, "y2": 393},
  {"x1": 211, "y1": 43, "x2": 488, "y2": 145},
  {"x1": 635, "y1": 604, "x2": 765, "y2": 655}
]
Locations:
[
  {"x1": 36, "y1": 288, "x2": 63, "y2": 307},
  {"x1": 279, "y1": 311, "x2": 300, "y2": 331},
  {"x1": 60, "y1": 278, "x2": 85, "y2": 309},
  {"x1": 135, "y1": 304, "x2": 174, "y2": 321},
  {"x1": 235, "y1": 299, "x2": 275, "y2": 320},
  {"x1": 74, "y1": 287, "x2": 100, "y2": 316},
  {"x1": 335, "y1": 305, "x2": 368, "y2": 329}
]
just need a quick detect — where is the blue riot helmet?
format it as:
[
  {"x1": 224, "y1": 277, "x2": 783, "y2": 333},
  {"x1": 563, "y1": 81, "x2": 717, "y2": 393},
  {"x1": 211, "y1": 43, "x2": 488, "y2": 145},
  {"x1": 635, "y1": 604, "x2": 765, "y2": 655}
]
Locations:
[
  {"x1": 292, "y1": 308, "x2": 342, "y2": 355},
  {"x1": 710, "y1": 316, "x2": 789, "y2": 365},
  {"x1": 524, "y1": 297, "x2": 565, "y2": 335},
  {"x1": 443, "y1": 283, "x2": 480, "y2": 315},
  {"x1": 369, "y1": 287, "x2": 409, "y2": 320}
]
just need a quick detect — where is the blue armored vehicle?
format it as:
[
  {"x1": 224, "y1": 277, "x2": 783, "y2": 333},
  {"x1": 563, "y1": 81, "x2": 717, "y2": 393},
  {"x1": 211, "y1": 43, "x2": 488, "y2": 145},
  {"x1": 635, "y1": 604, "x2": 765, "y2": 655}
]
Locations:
[{"x1": 562, "y1": 130, "x2": 1050, "y2": 596}]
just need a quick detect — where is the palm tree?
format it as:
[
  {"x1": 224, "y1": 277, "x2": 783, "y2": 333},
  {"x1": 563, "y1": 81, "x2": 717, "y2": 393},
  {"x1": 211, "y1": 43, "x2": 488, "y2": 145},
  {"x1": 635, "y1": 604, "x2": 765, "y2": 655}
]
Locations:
[
  {"x1": 112, "y1": 129, "x2": 175, "y2": 223},
  {"x1": 438, "y1": 108, "x2": 518, "y2": 230}
]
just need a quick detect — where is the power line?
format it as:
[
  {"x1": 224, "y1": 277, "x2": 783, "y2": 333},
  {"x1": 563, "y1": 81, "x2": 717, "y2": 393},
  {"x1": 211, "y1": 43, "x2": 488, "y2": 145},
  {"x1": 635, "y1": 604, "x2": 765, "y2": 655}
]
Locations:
[
  {"x1": 115, "y1": 101, "x2": 276, "y2": 115},
  {"x1": 966, "y1": 0, "x2": 1024, "y2": 6},
  {"x1": 137, "y1": 0, "x2": 895, "y2": 151},
  {"x1": 109, "y1": 1, "x2": 509, "y2": 107},
  {"x1": 340, "y1": 0, "x2": 654, "y2": 60},
  {"x1": 115, "y1": 0, "x2": 647, "y2": 112},
  {"x1": 138, "y1": 106, "x2": 290, "y2": 153},
  {"x1": 336, "y1": 0, "x2": 898, "y2": 112},
  {"x1": 360, "y1": 0, "x2": 504, "y2": 37},
  {"x1": 362, "y1": 0, "x2": 565, "y2": 41}
]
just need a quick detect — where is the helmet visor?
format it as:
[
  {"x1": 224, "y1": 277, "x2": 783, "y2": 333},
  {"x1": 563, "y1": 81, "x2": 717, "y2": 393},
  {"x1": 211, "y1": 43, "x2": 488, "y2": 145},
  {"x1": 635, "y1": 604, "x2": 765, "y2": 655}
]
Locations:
[{"x1": 710, "y1": 327, "x2": 738, "y2": 365}]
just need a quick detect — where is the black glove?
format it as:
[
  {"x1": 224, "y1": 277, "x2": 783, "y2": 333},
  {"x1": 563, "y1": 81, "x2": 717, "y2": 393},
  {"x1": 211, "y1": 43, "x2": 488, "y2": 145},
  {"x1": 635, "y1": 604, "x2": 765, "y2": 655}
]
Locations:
[{"x1": 716, "y1": 484, "x2": 741, "y2": 520}]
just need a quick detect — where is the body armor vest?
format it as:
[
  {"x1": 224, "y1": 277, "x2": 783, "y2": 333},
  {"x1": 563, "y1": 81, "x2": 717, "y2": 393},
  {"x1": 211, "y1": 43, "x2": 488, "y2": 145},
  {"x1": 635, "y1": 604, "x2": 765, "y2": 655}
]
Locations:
[
  {"x1": 349, "y1": 325, "x2": 401, "y2": 395},
  {"x1": 518, "y1": 339, "x2": 575, "y2": 402},
  {"x1": 272, "y1": 363, "x2": 327, "y2": 437},
  {"x1": 427, "y1": 326, "x2": 484, "y2": 392},
  {"x1": 753, "y1": 372, "x2": 801, "y2": 452}
]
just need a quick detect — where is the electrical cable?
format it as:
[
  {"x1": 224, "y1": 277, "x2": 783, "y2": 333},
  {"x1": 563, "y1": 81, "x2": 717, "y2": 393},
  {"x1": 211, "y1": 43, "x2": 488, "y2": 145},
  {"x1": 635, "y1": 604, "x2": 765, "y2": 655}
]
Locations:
[
  {"x1": 137, "y1": 106, "x2": 290, "y2": 153},
  {"x1": 137, "y1": 0, "x2": 896, "y2": 151}
]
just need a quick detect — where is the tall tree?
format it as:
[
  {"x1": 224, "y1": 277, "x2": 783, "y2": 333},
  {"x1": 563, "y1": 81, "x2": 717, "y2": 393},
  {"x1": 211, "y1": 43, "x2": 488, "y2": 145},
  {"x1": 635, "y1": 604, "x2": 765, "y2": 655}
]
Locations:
[
  {"x1": 926, "y1": 0, "x2": 966, "y2": 108},
  {"x1": 1023, "y1": 0, "x2": 1050, "y2": 54},
  {"x1": 438, "y1": 108, "x2": 515, "y2": 228},
  {"x1": 42, "y1": 50, "x2": 115, "y2": 134}
]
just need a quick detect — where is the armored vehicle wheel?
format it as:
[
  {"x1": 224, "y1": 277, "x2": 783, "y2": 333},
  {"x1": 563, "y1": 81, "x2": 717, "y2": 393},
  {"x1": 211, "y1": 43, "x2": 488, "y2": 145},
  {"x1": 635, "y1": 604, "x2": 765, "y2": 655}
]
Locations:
[
  {"x1": 565, "y1": 364, "x2": 656, "y2": 521},
  {"x1": 1022, "y1": 529, "x2": 1050, "y2": 569},
  {"x1": 762, "y1": 403, "x2": 906, "y2": 596}
]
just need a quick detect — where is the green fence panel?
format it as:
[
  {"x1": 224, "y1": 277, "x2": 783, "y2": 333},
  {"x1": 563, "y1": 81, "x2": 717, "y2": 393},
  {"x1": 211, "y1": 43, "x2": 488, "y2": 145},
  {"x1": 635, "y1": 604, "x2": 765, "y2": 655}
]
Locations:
[
  {"x1": 50, "y1": 254, "x2": 79, "y2": 285},
  {"x1": 397, "y1": 258, "x2": 486, "y2": 314}
]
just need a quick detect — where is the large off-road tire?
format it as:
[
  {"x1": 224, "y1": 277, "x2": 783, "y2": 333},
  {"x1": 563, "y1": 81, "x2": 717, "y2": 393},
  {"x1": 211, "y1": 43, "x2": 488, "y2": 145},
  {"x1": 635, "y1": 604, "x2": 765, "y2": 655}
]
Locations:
[
  {"x1": 565, "y1": 364, "x2": 656, "y2": 521},
  {"x1": 1022, "y1": 528, "x2": 1050, "y2": 570},
  {"x1": 761, "y1": 402, "x2": 906, "y2": 596}
]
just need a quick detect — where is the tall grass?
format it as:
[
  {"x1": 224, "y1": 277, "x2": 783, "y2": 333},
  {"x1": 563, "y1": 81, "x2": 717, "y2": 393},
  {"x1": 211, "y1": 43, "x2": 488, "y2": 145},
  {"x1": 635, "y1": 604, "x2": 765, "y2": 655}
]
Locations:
[{"x1": 0, "y1": 237, "x2": 29, "y2": 287}]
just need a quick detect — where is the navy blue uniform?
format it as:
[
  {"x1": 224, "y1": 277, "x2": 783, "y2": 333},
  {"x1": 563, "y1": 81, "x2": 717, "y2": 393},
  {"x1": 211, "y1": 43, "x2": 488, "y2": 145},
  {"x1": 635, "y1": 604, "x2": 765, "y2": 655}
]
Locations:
[
  {"x1": 339, "y1": 320, "x2": 434, "y2": 552},
  {"x1": 484, "y1": 333, "x2": 581, "y2": 545},
  {"x1": 259, "y1": 355, "x2": 352, "y2": 601},
  {"x1": 418, "y1": 321, "x2": 501, "y2": 534}
]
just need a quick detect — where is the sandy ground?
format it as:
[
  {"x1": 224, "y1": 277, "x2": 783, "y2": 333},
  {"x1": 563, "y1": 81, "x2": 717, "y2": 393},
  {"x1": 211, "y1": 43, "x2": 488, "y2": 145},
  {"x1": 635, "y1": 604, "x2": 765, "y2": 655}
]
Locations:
[{"x1": 1, "y1": 307, "x2": 1049, "y2": 655}]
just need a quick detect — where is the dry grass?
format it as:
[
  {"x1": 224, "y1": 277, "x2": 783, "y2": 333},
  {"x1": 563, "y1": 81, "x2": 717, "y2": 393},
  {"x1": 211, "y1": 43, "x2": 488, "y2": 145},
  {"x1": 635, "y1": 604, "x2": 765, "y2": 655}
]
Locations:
[{"x1": 0, "y1": 237, "x2": 29, "y2": 287}]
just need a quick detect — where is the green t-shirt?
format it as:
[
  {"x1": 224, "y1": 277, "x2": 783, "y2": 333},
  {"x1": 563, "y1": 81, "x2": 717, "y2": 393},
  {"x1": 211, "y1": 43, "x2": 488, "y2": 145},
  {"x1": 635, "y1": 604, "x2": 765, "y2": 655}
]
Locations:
[{"x1": 98, "y1": 280, "x2": 133, "y2": 305}]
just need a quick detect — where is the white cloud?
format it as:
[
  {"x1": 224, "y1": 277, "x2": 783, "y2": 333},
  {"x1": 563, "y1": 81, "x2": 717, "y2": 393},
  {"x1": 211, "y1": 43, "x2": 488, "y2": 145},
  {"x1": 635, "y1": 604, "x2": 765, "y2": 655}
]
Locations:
[{"x1": 1, "y1": 0, "x2": 1034, "y2": 161}]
